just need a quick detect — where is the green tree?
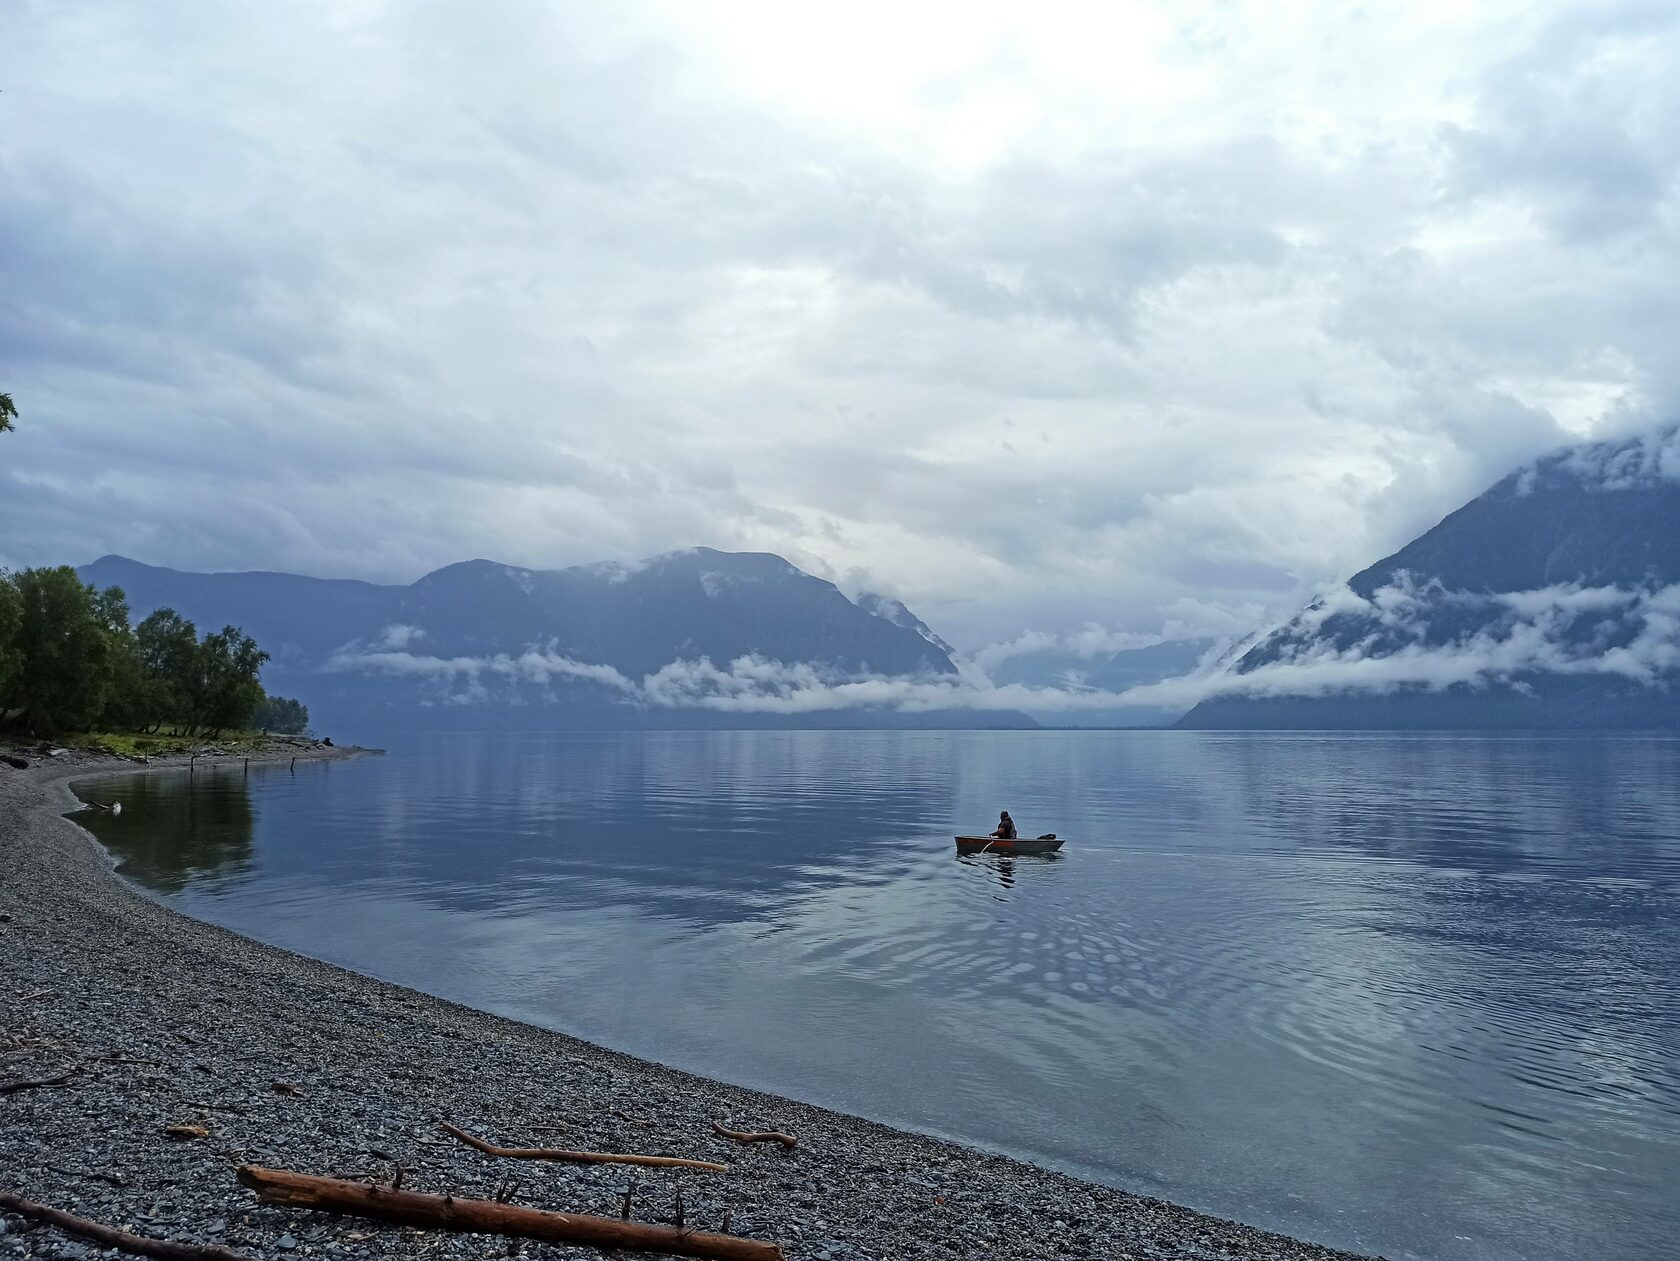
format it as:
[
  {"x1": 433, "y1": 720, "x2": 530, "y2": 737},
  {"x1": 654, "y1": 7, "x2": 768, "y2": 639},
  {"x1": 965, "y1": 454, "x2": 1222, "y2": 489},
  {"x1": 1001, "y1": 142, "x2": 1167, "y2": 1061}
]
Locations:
[
  {"x1": 90, "y1": 586, "x2": 145, "y2": 730},
  {"x1": 5, "y1": 567, "x2": 121, "y2": 732},
  {"x1": 0, "y1": 573, "x2": 22, "y2": 707},
  {"x1": 0, "y1": 564, "x2": 299, "y2": 738},
  {"x1": 254, "y1": 693, "x2": 309, "y2": 734},
  {"x1": 134, "y1": 608, "x2": 200, "y2": 732},
  {"x1": 193, "y1": 626, "x2": 269, "y2": 736},
  {"x1": 0, "y1": 392, "x2": 16, "y2": 435}
]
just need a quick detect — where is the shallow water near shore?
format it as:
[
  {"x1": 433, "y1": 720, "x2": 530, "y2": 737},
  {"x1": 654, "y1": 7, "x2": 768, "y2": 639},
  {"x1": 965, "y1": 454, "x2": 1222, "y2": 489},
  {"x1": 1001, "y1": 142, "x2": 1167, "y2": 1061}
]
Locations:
[{"x1": 76, "y1": 730, "x2": 1680, "y2": 1261}]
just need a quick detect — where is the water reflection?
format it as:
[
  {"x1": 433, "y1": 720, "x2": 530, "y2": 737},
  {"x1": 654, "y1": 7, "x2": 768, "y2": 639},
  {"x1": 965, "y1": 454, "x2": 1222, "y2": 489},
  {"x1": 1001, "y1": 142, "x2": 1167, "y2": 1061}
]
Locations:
[
  {"x1": 76, "y1": 767, "x2": 255, "y2": 892},
  {"x1": 956, "y1": 850, "x2": 1069, "y2": 894},
  {"x1": 73, "y1": 731, "x2": 1680, "y2": 1261}
]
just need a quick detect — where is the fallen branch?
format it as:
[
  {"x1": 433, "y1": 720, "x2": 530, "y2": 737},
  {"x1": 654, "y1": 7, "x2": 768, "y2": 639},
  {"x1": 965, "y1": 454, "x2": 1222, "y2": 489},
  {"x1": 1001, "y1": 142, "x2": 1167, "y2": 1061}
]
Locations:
[
  {"x1": 0, "y1": 1069, "x2": 78, "y2": 1096},
  {"x1": 0, "y1": 1191, "x2": 254, "y2": 1261},
  {"x1": 710, "y1": 1122, "x2": 798, "y2": 1150},
  {"x1": 44, "y1": 1164, "x2": 128, "y2": 1188},
  {"x1": 439, "y1": 1122, "x2": 727, "y2": 1173},
  {"x1": 182, "y1": 1099, "x2": 247, "y2": 1115},
  {"x1": 237, "y1": 1166, "x2": 781, "y2": 1261}
]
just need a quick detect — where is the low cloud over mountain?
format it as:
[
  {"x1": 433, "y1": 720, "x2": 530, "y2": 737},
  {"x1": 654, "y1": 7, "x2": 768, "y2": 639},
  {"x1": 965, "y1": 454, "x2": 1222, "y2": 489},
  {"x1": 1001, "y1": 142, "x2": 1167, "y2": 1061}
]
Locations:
[
  {"x1": 77, "y1": 428, "x2": 1680, "y2": 732},
  {"x1": 79, "y1": 548, "x2": 1025, "y2": 730},
  {"x1": 1176, "y1": 427, "x2": 1680, "y2": 728}
]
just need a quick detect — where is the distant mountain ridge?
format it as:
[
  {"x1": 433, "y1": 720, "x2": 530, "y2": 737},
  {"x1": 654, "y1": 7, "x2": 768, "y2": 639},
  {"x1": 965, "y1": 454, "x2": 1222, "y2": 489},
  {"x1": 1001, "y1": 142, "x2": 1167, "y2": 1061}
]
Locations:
[
  {"x1": 79, "y1": 548, "x2": 1033, "y2": 732},
  {"x1": 1177, "y1": 427, "x2": 1680, "y2": 729}
]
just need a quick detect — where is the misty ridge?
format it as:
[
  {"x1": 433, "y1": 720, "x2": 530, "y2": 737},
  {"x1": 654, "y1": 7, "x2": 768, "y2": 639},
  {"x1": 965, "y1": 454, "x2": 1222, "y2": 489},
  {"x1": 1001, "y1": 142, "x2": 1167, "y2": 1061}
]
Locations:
[{"x1": 81, "y1": 426, "x2": 1680, "y2": 732}]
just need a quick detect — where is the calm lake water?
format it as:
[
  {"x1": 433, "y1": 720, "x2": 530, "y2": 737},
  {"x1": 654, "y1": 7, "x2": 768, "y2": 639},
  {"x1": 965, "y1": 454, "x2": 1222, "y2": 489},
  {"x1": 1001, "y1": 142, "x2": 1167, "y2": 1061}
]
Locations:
[{"x1": 76, "y1": 731, "x2": 1680, "y2": 1261}]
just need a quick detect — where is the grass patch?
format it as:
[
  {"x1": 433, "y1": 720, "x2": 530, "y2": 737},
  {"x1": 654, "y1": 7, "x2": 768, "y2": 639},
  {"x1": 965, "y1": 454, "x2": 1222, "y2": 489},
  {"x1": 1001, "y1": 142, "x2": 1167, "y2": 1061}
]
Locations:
[{"x1": 64, "y1": 730, "x2": 285, "y2": 758}]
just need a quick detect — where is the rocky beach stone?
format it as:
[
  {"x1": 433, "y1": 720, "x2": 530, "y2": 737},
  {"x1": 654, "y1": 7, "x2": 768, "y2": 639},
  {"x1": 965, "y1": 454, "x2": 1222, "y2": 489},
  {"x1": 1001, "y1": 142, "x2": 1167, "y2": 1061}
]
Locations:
[{"x1": 0, "y1": 745, "x2": 1381, "y2": 1261}]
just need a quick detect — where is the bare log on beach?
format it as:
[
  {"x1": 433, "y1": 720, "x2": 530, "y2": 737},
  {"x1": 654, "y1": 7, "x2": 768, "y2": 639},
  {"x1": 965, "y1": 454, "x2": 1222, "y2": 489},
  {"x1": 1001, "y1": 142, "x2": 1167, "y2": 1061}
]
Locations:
[
  {"x1": 710, "y1": 1121, "x2": 798, "y2": 1149},
  {"x1": 237, "y1": 1166, "x2": 783, "y2": 1261},
  {"x1": 438, "y1": 1120, "x2": 728, "y2": 1172},
  {"x1": 0, "y1": 1068, "x2": 78, "y2": 1096},
  {"x1": 0, "y1": 1191, "x2": 255, "y2": 1261}
]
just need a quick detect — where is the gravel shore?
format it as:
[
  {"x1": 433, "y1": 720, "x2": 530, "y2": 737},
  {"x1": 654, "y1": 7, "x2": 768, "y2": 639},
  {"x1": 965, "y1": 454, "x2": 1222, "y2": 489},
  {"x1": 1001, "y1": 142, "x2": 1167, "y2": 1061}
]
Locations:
[{"x1": 1, "y1": 747, "x2": 1379, "y2": 1261}]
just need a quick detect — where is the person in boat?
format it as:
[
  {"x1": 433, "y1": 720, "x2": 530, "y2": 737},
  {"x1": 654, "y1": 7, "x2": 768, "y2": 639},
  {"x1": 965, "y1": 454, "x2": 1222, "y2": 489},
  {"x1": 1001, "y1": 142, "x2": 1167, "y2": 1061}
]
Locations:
[{"x1": 990, "y1": 810, "x2": 1017, "y2": 840}]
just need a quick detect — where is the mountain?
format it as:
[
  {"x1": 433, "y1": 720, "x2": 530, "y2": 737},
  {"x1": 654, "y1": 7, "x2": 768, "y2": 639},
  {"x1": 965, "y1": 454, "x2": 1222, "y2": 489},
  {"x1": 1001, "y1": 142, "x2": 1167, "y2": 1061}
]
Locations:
[
  {"x1": 854, "y1": 592, "x2": 955, "y2": 655},
  {"x1": 79, "y1": 548, "x2": 1034, "y2": 733},
  {"x1": 1177, "y1": 427, "x2": 1680, "y2": 729},
  {"x1": 983, "y1": 637, "x2": 1220, "y2": 727}
]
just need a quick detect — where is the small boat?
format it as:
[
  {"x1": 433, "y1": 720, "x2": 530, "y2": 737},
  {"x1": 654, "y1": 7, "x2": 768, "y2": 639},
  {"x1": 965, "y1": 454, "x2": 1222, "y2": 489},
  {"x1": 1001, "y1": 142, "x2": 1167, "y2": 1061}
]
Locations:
[{"x1": 955, "y1": 834, "x2": 1064, "y2": 855}]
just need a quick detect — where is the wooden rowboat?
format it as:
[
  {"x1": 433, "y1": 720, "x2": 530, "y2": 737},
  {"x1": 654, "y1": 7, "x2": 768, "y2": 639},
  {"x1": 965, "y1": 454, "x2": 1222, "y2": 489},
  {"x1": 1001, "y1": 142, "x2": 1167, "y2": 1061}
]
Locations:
[{"x1": 955, "y1": 834, "x2": 1064, "y2": 855}]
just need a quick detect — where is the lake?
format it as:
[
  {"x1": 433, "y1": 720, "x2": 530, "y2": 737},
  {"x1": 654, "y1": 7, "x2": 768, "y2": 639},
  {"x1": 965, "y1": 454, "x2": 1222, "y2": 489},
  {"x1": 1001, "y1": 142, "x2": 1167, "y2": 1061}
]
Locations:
[{"x1": 75, "y1": 730, "x2": 1680, "y2": 1261}]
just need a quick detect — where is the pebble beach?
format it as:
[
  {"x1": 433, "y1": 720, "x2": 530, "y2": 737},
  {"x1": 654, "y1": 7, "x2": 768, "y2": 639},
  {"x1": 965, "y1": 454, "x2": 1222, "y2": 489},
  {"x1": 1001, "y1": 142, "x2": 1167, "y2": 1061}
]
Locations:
[{"x1": 0, "y1": 746, "x2": 1379, "y2": 1261}]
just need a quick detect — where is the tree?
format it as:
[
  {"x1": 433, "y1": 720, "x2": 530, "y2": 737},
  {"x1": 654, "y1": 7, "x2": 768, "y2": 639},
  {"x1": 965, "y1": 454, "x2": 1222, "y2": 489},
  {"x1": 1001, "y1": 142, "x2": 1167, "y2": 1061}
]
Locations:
[
  {"x1": 0, "y1": 392, "x2": 15, "y2": 435},
  {"x1": 0, "y1": 573, "x2": 22, "y2": 707},
  {"x1": 254, "y1": 693, "x2": 309, "y2": 734},
  {"x1": 0, "y1": 566, "x2": 301, "y2": 738},
  {"x1": 193, "y1": 626, "x2": 269, "y2": 736},
  {"x1": 5, "y1": 567, "x2": 121, "y2": 732},
  {"x1": 134, "y1": 608, "x2": 200, "y2": 732},
  {"x1": 90, "y1": 586, "x2": 144, "y2": 731}
]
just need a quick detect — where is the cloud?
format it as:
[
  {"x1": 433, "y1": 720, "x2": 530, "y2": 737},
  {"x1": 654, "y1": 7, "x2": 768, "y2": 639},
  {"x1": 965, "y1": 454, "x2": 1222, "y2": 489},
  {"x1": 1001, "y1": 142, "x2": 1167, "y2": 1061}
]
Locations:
[
  {"x1": 376, "y1": 624, "x2": 425, "y2": 650},
  {"x1": 962, "y1": 624, "x2": 1171, "y2": 680},
  {"x1": 3, "y1": 4, "x2": 1679, "y2": 647},
  {"x1": 326, "y1": 645, "x2": 640, "y2": 693},
  {"x1": 1181, "y1": 578, "x2": 1680, "y2": 704},
  {"x1": 1559, "y1": 425, "x2": 1680, "y2": 488},
  {"x1": 960, "y1": 599, "x2": 1267, "y2": 688},
  {"x1": 319, "y1": 578, "x2": 1680, "y2": 716}
]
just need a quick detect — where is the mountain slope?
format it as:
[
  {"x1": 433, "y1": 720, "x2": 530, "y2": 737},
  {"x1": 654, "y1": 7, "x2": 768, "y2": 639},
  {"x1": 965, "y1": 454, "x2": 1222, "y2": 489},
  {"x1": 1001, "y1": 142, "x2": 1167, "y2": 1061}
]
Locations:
[
  {"x1": 1177, "y1": 427, "x2": 1680, "y2": 730},
  {"x1": 78, "y1": 549, "x2": 1029, "y2": 731}
]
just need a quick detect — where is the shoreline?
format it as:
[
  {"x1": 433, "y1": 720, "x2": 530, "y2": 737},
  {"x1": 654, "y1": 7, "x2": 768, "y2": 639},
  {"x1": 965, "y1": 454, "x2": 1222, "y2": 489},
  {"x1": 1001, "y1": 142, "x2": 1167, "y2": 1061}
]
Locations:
[{"x1": 1, "y1": 746, "x2": 1379, "y2": 1261}]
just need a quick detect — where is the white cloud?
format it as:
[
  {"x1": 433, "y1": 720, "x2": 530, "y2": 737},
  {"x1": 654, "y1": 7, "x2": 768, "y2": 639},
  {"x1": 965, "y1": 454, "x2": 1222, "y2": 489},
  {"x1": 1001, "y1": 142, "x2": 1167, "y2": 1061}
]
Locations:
[
  {"x1": 2, "y1": 3, "x2": 1677, "y2": 645},
  {"x1": 324, "y1": 646, "x2": 640, "y2": 696},
  {"x1": 1560, "y1": 426, "x2": 1680, "y2": 489},
  {"x1": 319, "y1": 578, "x2": 1680, "y2": 717},
  {"x1": 376, "y1": 623, "x2": 425, "y2": 650}
]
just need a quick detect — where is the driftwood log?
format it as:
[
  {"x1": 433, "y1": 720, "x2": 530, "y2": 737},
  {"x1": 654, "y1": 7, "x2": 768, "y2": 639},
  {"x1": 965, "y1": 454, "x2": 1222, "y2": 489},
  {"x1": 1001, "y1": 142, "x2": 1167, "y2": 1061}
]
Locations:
[
  {"x1": 236, "y1": 1166, "x2": 782, "y2": 1261},
  {"x1": 711, "y1": 1122, "x2": 798, "y2": 1149},
  {"x1": 0, "y1": 1191, "x2": 255, "y2": 1261},
  {"x1": 439, "y1": 1121, "x2": 727, "y2": 1172},
  {"x1": 0, "y1": 1069, "x2": 78, "y2": 1096}
]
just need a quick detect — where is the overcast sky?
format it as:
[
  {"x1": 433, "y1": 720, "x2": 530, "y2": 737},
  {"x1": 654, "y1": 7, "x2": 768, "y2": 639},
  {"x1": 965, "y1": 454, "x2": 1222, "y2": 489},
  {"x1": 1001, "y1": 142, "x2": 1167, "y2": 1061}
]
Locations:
[{"x1": 3, "y1": 1, "x2": 1677, "y2": 648}]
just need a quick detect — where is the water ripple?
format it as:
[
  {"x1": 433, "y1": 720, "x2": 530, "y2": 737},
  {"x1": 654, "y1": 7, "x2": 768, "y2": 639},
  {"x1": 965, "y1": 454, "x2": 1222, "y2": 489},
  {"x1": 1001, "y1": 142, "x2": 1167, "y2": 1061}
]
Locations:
[{"x1": 77, "y1": 730, "x2": 1680, "y2": 1261}]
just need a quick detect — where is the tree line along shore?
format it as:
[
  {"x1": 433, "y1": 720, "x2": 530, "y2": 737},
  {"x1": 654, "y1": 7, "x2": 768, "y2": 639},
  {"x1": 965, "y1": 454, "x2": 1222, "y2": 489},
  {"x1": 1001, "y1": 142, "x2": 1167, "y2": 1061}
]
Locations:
[{"x1": 0, "y1": 565, "x2": 307, "y2": 742}]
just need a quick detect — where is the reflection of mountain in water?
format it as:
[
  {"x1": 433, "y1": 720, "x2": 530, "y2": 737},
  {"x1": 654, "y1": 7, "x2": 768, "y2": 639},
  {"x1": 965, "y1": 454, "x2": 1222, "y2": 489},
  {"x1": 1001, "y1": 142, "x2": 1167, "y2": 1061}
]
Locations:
[
  {"x1": 243, "y1": 731, "x2": 961, "y2": 930},
  {"x1": 77, "y1": 769, "x2": 255, "y2": 893}
]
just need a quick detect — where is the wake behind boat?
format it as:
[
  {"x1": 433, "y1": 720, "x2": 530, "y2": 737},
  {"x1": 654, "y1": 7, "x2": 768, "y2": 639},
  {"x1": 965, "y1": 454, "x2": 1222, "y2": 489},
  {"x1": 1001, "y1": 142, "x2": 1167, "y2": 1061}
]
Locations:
[{"x1": 955, "y1": 834, "x2": 1064, "y2": 855}]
